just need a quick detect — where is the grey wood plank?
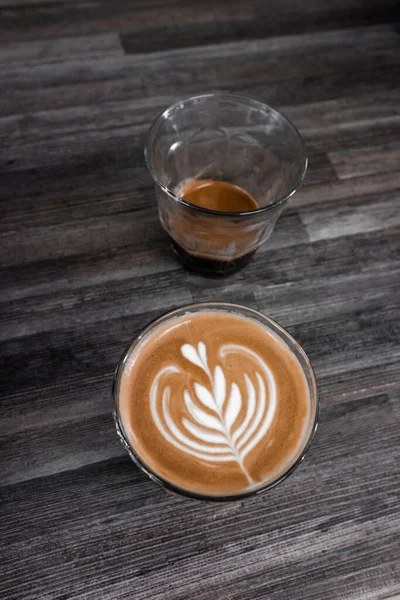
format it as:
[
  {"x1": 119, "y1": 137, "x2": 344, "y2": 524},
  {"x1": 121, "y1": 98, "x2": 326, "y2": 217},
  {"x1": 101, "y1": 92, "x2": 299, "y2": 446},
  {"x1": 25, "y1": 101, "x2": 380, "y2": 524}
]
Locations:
[
  {"x1": 303, "y1": 151, "x2": 338, "y2": 186},
  {"x1": 328, "y1": 142, "x2": 400, "y2": 179},
  {"x1": 0, "y1": 413, "x2": 124, "y2": 485},
  {"x1": 120, "y1": 6, "x2": 400, "y2": 54},
  {"x1": 319, "y1": 361, "x2": 400, "y2": 404},
  {"x1": 282, "y1": 88, "x2": 400, "y2": 130},
  {"x1": 0, "y1": 238, "x2": 180, "y2": 302},
  {"x1": 0, "y1": 0, "x2": 86, "y2": 5},
  {"x1": 0, "y1": 206, "x2": 160, "y2": 267},
  {"x1": 0, "y1": 97, "x2": 161, "y2": 146},
  {"x1": 2, "y1": 61, "x2": 399, "y2": 119},
  {"x1": 254, "y1": 267, "x2": 400, "y2": 328},
  {"x1": 304, "y1": 116, "x2": 400, "y2": 154},
  {"x1": 0, "y1": 0, "x2": 397, "y2": 43},
  {"x1": 0, "y1": 170, "x2": 153, "y2": 229},
  {"x1": 285, "y1": 302, "x2": 400, "y2": 377},
  {"x1": 0, "y1": 264, "x2": 193, "y2": 341},
  {"x1": 237, "y1": 225, "x2": 400, "y2": 287},
  {"x1": 299, "y1": 194, "x2": 400, "y2": 242},
  {"x1": 0, "y1": 32, "x2": 123, "y2": 66},
  {"x1": 0, "y1": 127, "x2": 146, "y2": 174},
  {"x1": 292, "y1": 170, "x2": 400, "y2": 209},
  {"x1": 0, "y1": 374, "x2": 113, "y2": 437}
]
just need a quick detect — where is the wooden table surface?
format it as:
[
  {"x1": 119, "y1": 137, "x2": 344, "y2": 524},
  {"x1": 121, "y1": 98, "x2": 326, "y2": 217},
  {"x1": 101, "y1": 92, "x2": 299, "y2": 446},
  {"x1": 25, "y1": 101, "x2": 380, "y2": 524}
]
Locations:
[{"x1": 1, "y1": 1, "x2": 400, "y2": 599}]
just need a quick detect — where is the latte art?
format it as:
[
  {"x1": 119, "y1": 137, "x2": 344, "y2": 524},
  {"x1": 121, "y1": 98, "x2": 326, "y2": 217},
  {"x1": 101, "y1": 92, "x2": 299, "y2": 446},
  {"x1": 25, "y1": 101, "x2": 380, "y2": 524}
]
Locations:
[
  {"x1": 150, "y1": 342, "x2": 277, "y2": 483},
  {"x1": 117, "y1": 308, "x2": 315, "y2": 496}
]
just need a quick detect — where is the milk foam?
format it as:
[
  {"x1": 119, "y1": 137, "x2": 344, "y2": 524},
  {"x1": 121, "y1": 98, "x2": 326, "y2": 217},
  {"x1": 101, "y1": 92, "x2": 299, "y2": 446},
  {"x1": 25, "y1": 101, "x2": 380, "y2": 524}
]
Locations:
[{"x1": 150, "y1": 341, "x2": 277, "y2": 484}]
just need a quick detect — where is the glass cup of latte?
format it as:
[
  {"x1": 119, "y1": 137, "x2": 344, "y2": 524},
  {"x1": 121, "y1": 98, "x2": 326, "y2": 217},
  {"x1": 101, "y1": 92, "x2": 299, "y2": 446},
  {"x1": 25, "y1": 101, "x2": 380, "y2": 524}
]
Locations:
[
  {"x1": 145, "y1": 94, "x2": 307, "y2": 275},
  {"x1": 113, "y1": 302, "x2": 318, "y2": 501}
]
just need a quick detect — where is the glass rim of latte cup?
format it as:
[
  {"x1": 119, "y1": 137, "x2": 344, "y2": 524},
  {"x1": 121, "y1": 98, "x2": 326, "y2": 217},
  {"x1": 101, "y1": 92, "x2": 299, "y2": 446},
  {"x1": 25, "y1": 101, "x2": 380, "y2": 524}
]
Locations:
[
  {"x1": 113, "y1": 302, "x2": 318, "y2": 502},
  {"x1": 144, "y1": 93, "x2": 308, "y2": 218}
]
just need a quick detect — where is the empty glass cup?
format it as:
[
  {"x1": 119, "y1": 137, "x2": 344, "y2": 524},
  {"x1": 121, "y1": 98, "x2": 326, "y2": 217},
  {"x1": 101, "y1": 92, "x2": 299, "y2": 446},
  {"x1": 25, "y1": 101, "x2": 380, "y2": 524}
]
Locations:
[{"x1": 145, "y1": 94, "x2": 307, "y2": 275}]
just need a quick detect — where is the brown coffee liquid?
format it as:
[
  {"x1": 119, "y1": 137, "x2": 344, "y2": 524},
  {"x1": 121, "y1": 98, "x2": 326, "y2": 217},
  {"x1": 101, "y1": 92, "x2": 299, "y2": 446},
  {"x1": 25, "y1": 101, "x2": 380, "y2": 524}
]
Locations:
[
  {"x1": 168, "y1": 236, "x2": 256, "y2": 276},
  {"x1": 179, "y1": 179, "x2": 258, "y2": 213},
  {"x1": 168, "y1": 179, "x2": 259, "y2": 275},
  {"x1": 118, "y1": 311, "x2": 312, "y2": 497}
]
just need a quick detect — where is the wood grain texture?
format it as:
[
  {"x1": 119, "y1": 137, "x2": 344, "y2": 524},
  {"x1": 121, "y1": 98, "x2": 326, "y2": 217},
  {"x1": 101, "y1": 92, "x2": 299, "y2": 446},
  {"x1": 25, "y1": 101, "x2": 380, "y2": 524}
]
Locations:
[{"x1": 0, "y1": 0, "x2": 400, "y2": 599}]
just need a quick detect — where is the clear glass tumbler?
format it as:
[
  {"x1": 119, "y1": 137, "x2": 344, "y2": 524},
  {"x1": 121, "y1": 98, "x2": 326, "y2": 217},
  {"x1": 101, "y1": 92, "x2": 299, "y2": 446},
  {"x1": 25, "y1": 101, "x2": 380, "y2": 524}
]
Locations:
[
  {"x1": 113, "y1": 302, "x2": 318, "y2": 502},
  {"x1": 145, "y1": 94, "x2": 307, "y2": 275}
]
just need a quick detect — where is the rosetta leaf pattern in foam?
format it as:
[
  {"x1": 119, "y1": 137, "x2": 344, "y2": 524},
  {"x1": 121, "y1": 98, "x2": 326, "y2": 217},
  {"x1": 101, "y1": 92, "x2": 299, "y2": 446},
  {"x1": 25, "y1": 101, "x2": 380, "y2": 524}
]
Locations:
[{"x1": 150, "y1": 342, "x2": 277, "y2": 486}]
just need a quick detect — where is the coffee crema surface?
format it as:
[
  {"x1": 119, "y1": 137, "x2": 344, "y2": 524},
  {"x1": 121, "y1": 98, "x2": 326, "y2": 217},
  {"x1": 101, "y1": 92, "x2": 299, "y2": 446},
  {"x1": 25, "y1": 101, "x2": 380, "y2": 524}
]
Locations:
[
  {"x1": 118, "y1": 311, "x2": 311, "y2": 496},
  {"x1": 179, "y1": 179, "x2": 258, "y2": 212}
]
